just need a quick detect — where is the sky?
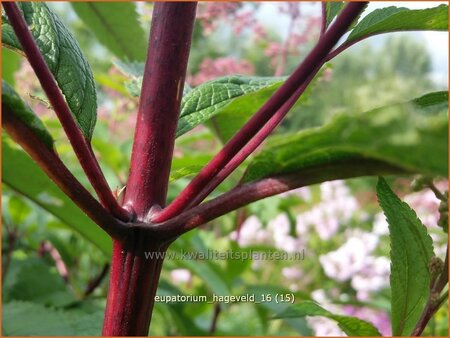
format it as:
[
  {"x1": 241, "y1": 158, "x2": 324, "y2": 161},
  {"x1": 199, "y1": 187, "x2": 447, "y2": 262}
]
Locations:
[{"x1": 257, "y1": 1, "x2": 448, "y2": 85}]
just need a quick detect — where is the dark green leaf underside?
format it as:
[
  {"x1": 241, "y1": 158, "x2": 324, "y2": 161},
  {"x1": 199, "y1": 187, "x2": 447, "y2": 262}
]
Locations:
[
  {"x1": 347, "y1": 5, "x2": 448, "y2": 43},
  {"x1": 273, "y1": 301, "x2": 381, "y2": 336},
  {"x1": 3, "y1": 258, "x2": 76, "y2": 307},
  {"x1": 209, "y1": 65, "x2": 328, "y2": 143},
  {"x1": 71, "y1": 2, "x2": 147, "y2": 61},
  {"x1": 2, "y1": 301, "x2": 103, "y2": 335},
  {"x1": 2, "y1": 80, "x2": 54, "y2": 148},
  {"x1": 169, "y1": 165, "x2": 204, "y2": 183},
  {"x1": 325, "y1": 2, "x2": 345, "y2": 28},
  {"x1": 2, "y1": 2, "x2": 97, "y2": 140},
  {"x1": 377, "y1": 177, "x2": 435, "y2": 336},
  {"x1": 244, "y1": 92, "x2": 448, "y2": 183},
  {"x1": 176, "y1": 75, "x2": 284, "y2": 137},
  {"x1": 2, "y1": 137, "x2": 112, "y2": 256}
]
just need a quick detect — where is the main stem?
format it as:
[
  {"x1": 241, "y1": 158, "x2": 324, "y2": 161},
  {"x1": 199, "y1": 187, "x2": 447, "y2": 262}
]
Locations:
[
  {"x1": 102, "y1": 3, "x2": 197, "y2": 336},
  {"x1": 155, "y1": 2, "x2": 368, "y2": 222}
]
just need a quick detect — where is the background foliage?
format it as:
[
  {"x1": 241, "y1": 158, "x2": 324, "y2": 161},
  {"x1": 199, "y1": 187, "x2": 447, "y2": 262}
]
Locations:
[{"x1": 2, "y1": 2, "x2": 448, "y2": 336}]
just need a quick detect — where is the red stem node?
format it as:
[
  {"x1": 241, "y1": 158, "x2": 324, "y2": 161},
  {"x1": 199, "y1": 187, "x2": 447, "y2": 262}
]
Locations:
[{"x1": 123, "y1": 2, "x2": 197, "y2": 219}]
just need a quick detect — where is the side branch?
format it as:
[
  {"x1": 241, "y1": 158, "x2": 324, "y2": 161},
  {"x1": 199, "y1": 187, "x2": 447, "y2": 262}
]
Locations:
[
  {"x1": 123, "y1": 2, "x2": 197, "y2": 219},
  {"x1": 3, "y1": 108, "x2": 129, "y2": 239},
  {"x1": 149, "y1": 159, "x2": 404, "y2": 239},
  {"x1": 187, "y1": 73, "x2": 317, "y2": 209},
  {"x1": 320, "y1": 2, "x2": 327, "y2": 37},
  {"x1": 3, "y1": 3, "x2": 130, "y2": 222},
  {"x1": 155, "y1": 2, "x2": 368, "y2": 222}
]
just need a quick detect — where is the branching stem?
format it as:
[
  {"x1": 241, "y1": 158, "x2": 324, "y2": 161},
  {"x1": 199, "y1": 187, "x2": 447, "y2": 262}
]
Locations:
[
  {"x1": 320, "y1": 2, "x2": 327, "y2": 36},
  {"x1": 103, "y1": 3, "x2": 197, "y2": 336},
  {"x1": 3, "y1": 3, "x2": 130, "y2": 222},
  {"x1": 3, "y1": 109, "x2": 129, "y2": 238},
  {"x1": 154, "y1": 2, "x2": 368, "y2": 223},
  {"x1": 187, "y1": 72, "x2": 317, "y2": 210},
  {"x1": 148, "y1": 159, "x2": 403, "y2": 239},
  {"x1": 123, "y1": 2, "x2": 197, "y2": 219}
]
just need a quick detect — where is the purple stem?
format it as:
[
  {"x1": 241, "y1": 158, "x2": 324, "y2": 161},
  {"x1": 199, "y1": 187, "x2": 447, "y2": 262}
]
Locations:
[
  {"x1": 320, "y1": 2, "x2": 327, "y2": 36},
  {"x1": 154, "y1": 2, "x2": 368, "y2": 223},
  {"x1": 122, "y1": 2, "x2": 197, "y2": 219},
  {"x1": 3, "y1": 108, "x2": 129, "y2": 238},
  {"x1": 3, "y1": 3, "x2": 130, "y2": 222},
  {"x1": 147, "y1": 158, "x2": 403, "y2": 239},
  {"x1": 187, "y1": 73, "x2": 317, "y2": 209},
  {"x1": 102, "y1": 3, "x2": 197, "y2": 336}
]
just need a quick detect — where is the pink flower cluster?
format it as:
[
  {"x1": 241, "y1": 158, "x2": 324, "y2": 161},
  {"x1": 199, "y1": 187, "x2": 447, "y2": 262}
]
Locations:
[
  {"x1": 196, "y1": 2, "x2": 265, "y2": 38},
  {"x1": 188, "y1": 57, "x2": 255, "y2": 87},
  {"x1": 307, "y1": 290, "x2": 391, "y2": 336},
  {"x1": 319, "y1": 229, "x2": 390, "y2": 301},
  {"x1": 196, "y1": 2, "x2": 243, "y2": 36}
]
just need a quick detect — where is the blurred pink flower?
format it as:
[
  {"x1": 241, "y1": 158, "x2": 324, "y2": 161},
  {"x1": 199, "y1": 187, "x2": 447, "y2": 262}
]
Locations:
[
  {"x1": 343, "y1": 306, "x2": 392, "y2": 336},
  {"x1": 230, "y1": 215, "x2": 267, "y2": 246},
  {"x1": 280, "y1": 186, "x2": 312, "y2": 202},
  {"x1": 282, "y1": 266, "x2": 302, "y2": 280},
  {"x1": 351, "y1": 256, "x2": 390, "y2": 301},
  {"x1": 307, "y1": 316, "x2": 345, "y2": 336},
  {"x1": 373, "y1": 212, "x2": 389, "y2": 236},
  {"x1": 404, "y1": 189, "x2": 441, "y2": 228},
  {"x1": 296, "y1": 181, "x2": 359, "y2": 240},
  {"x1": 188, "y1": 57, "x2": 254, "y2": 86},
  {"x1": 307, "y1": 289, "x2": 345, "y2": 336},
  {"x1": 308, "y1": 290, "x2": 391, "y2": 336},
  {"x1": 231, "y1": 213, "x2": 303, "y2": 254},
  {"x1": 319, "y1": 231, "x2": 379, "y2": 282},
  {"x1": 170, "y1": 269, "x2": 192, "y2": 284},
  {"x1": 196, "y1": 2, "x2": 242, "y2": 35}
]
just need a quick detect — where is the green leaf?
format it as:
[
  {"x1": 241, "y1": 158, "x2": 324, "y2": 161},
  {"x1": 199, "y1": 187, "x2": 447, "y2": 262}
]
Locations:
[
  {"x1": 2, "y1": 301, "x2": 103, "y2": 335},
  {"x1": 169, "y1": 165, "x2": 203, "y2": 183},
  {"x1": 210, "y1": 66, "x2": 328, "y2": 143},
  {"x1": 71, "y1": 2, "x2": 147, "y2": 61},
  {"x1": 2, "y1": 137, "x2": 112, "y2": 256},
  {"x1": 209, "y1": 81, "x2": 283, "y2": 143},
  {"x1": 244, "y1": 92, "x2": 448, "y2": 183},
  {"x1": 376, "y1": 177, "x2": 435, "y2": 336},
  {"x1": 273, "y1": 301, "x2": 381, "y2": 336},
  {"x1": 2, "y1": 80, "x2": 54, "y2": 148},
  {"x1": 325, "y1": 2, "x2": 345, "y2": 27},
  {"x1": 325, "y1": 2, "x2": 367, "y2": 33},
  {"x1": 3, "y1": 258, "x2": 76, "y2": 307},
  {"x1": 177, "y1": 75, "x2": 283, "y2": 137},
  {"x1": 2, "y1": 2, "x2": 97, "y2": 140},
  {"x1": 114, "y1": 59, "x2": 145, "y2": 78},
  {"x1": 346, "y1": 5, "x2": 448, "y2": 44},
  {"x1": 179, "y1": 260, "x2": 230, "y2": 297},
  {"x1": 2, "y1": 48, "x2": 20, "y2": 85},
  {"x1": 7, "y1": 195, "x2": 32, "y2": 225}
]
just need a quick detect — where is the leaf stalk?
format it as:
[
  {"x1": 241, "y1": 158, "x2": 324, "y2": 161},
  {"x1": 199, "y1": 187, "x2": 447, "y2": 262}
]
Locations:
[{"x1": 3, "y1": 2, "x2": 130, "y2": 221}]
